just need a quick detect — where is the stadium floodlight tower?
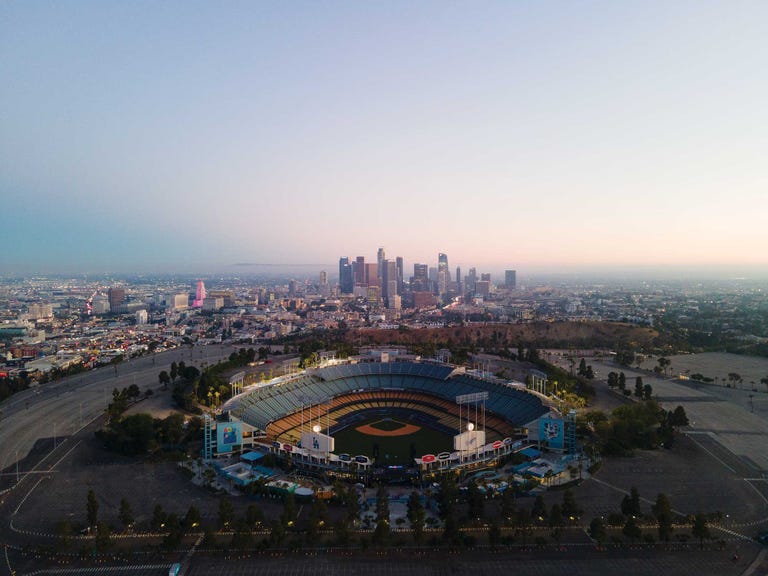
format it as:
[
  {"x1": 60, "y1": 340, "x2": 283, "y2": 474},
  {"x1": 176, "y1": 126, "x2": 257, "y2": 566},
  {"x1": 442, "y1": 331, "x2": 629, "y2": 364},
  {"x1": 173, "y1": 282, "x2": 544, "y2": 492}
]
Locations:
[
  {"x1": 302, "y1": 419, "x2": 335, "y2": 465},
  {"x1": 455, "y1": 391, "x2": 488, "y2": 462}
]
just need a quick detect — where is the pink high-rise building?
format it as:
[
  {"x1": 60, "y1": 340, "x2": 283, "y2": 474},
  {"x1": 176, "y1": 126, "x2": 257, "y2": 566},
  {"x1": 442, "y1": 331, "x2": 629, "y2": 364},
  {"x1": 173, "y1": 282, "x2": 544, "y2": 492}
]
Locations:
[{"x1": 193, "y1": 279, "x2": 206, "y2": 307}]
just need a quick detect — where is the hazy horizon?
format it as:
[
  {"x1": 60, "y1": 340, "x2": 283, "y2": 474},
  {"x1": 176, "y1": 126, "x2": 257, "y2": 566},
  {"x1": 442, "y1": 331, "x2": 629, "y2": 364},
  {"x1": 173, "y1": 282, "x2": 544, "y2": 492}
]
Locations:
[{"x1": 2, "y1": 2, "x2": 767, "y2": 274}]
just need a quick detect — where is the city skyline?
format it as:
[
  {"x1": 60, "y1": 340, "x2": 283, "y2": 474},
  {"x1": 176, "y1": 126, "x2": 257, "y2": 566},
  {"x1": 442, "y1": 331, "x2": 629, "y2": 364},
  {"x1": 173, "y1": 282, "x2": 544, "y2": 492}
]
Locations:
[{"x1": 2, "y1": 2, "x2": 768, "y2": 274}]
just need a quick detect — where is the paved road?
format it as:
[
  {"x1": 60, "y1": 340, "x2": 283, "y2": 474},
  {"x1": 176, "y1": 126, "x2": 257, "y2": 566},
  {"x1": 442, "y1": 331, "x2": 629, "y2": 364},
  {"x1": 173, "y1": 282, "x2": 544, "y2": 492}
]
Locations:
[
  {"x1": 186, "y1": 548, "x2": 758, "y2": 576},
  {"x1": 0, "y1": 344, "x2": 238, "y2": 480}
]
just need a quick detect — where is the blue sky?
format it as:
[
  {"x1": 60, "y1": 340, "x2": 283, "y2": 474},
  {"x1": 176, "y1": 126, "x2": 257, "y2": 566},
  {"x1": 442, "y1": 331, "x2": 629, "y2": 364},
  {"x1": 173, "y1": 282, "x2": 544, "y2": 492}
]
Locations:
[{"x1": 2, "y1": 1, "x2": 767, "y2": 275}]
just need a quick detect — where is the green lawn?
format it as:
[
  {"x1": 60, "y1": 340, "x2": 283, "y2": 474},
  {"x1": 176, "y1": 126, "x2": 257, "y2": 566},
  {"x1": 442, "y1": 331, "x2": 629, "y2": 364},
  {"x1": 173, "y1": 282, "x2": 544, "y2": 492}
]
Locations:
[{"x1": 332, "y1": 417, "x2": 453, "y2": 465}]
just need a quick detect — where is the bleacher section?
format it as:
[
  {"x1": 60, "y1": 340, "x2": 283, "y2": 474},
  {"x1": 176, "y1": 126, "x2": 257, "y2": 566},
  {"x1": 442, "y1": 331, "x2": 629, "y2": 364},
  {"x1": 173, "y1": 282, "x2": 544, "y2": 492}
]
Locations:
[
  {"x1": 231, "y1": 361, "x2": 549, "y2": 435},
  {"x1": 266, "y1": 389, "x2": 519, "y2": 445}
]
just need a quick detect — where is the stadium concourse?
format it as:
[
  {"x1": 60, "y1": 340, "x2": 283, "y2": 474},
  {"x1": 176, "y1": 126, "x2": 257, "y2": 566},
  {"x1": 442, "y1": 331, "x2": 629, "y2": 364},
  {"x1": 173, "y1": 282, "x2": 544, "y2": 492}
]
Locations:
[{"x1": 215, "y1": 357, "x2": 559, "y2": 481}]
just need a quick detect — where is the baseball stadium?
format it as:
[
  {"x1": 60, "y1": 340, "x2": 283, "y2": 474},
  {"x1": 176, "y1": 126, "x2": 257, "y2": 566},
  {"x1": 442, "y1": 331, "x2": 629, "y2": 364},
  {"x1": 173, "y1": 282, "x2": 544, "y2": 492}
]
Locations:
[{"x1": 214, "y1": 356, "x2": 557, "y2": 482}]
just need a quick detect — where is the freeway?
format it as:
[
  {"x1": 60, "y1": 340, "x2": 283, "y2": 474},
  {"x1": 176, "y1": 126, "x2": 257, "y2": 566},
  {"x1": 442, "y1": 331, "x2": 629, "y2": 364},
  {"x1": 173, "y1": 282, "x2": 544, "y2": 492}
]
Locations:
[{"x1": 0, "y1": 344, "x2": 238, "y2": 485}]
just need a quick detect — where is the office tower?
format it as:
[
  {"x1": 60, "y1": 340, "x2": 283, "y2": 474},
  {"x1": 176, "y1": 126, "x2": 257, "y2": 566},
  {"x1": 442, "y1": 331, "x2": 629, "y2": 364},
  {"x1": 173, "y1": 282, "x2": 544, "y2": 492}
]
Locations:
[
  {"x1": 288, "y1": 280, "x2": 298, "y2": 297},
  {"x1": 481, "y1": 273, "x2": 491, "y2": 283},
  {"x1": 339, "y1": 257, "x2": 354, "y2": 294},
  {"x1": 365, "y1": 263, "x2": 379, "y2": 287},
  {"x1": 318, "y1": 271, "x2": 330, "y2": 296},
  {"x1": 172, "y1": 293, "x2": 189, "y2": 310},
  {"x1": 412, "y1": 263, "x2": 428, "y2": 292},
  {"x1": 208, "y1": 290, "x2": 235, "y2": 307},
  {"x1": 456, "y1": 266, "x2": 462, "y2": 295},
  {"x1": 382, "y1": 259, "x2": 398, "y2": 304},
  {"x1": 192, "y1": 280, "x2": 206, "y2": 308},
  {"x1": 438, "y1": 253, "x2": 450, "y2": 283},
  {"x1": 466, "y1": 268, "x2": 477, "y2": 295},
  {"x1": 355, "y1": 256, "x2": 366, "y2": 285},
  {"x1": 475, "y1": 280, "x2": 491, "y2": 297},
  {"x1": 377, "y1": 247, "x2": 386, "y2": 280},
  {"x1": 396, "y1": 256, "x2": 404, "y2": 294},
  {"x1": 367, "y1": 285, "x2": 382, "y2": 305},
  {"x1": 438, "y1": 270, "x2": 448, "y2": 295},
  {"x1": 505, "y1": 270, "x2": 517, "y2": 289},
  {"x1": 108, "y1": 287, "x2": 126, "y2": 312}
]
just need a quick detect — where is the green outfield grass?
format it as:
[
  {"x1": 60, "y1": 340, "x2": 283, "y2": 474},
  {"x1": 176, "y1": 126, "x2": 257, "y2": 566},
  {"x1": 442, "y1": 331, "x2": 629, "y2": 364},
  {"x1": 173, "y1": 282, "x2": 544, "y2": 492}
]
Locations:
[{"x1": 332, "y1": 416, "x2": 454, "y2": 465}]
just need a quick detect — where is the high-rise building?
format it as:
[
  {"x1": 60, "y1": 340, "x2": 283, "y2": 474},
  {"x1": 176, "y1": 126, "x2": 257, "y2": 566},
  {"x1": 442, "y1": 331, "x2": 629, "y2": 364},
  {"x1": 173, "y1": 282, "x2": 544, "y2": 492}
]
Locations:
[
  {"x1": 455, "y1": 266, "x2": 462, "y2": 295},
  {"x1": 475, "y1": 280, "x2": 491, "y2": 297},
  {"x1": 382, "y1": 259, "x2": 398, "y2": 304},
  {"x1": 465, "y1": 268, "x2": 477, "y2": 295},
  {"x1": 377, "y1": 247, "x2": 386, "y2": 280},
  {"x1": 193, "y1": 280, "x2": 206, "y2": 308},
  {"x1": 437, "y1": 269, "x2": 448, "y2": 295},
  {"x1": 412, "y1": 263, "x2": 428, "y2": 292},
  {"x1": 505, "y1": 270, "x2": 517, "y2": 289},
  {"x1": 172, "y1": 293, "x2": 189, "y2": 310},
  {"x1": 318, "y1": 271, "x2": 330, "y2": 296},
  {"x1": 339, "y1": 257, "x2": 354, "y2": 294},
  {"x1": 108, "y1": 287, "x2": 126, "y2": 313},
  {"x1": 481, "y1": 273, "x2": 491, "y2": 283},
  {"x1": 365, "y1": 263, "x2": 379, "y2": 287},
  {"x1": 355, "y1": 256, "x2": 366, "y2": 285},
  {"x1": 438, "y1": 253, "x2": 450, "y2": 283},
  {"x1": 396, "y1": 256, "x2": 404, "y2": 294}
]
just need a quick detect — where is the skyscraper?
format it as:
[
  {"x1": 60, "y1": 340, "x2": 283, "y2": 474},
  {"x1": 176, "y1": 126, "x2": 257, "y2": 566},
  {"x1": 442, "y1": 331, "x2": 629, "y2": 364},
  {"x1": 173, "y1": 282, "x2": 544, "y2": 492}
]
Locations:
[
  {"x1": 413, "y1": 263, "x2": 428, "y2": 292},
  {"x1": 505, "y1": 270, "x2": 517, "y2": 289},
  {"x1": 193, "y1": 279, "x2": 206, "y2": 308},
  {"x1": 456, "y1": 266, "x2": 462, "y2": 295},
  {"x1": 438, "y1": 253, "x2": 450, "y2": 283},
  {"x1": 382, "y1": 259, "x2": 398, "y2": 305},
  {"x1": 377, "y1": 247, "x2": 386, "y2": 280},
  {"x1": 395, "y1": 256, "x2": 404, "y2": 294},
  {"x1": 365, "y1": 263, "x2": 379, "y2": 287},
  {"x1": 354, "y1": 256, "x2": 366, "y2": 286},
  {"x1": 466, "y1": 268, "x2": 477, "y2": 295},
  {"x1": 339, "y1": 257, "x2": 353, "y2": 294}
]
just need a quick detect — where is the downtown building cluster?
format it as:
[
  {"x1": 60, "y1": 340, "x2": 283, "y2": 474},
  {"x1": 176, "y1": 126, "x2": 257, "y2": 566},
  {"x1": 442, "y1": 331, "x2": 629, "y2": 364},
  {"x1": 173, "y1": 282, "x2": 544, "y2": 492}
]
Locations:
[{"x1": 337, "y1": 249, "x2": 517, "y2": 316}]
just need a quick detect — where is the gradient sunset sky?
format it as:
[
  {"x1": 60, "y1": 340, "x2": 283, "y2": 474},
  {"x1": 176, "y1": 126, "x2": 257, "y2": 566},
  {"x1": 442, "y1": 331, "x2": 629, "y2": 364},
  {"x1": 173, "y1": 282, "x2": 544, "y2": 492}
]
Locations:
[{"x1": 2, "y1": 2, "x2": 767, "y2": 275}]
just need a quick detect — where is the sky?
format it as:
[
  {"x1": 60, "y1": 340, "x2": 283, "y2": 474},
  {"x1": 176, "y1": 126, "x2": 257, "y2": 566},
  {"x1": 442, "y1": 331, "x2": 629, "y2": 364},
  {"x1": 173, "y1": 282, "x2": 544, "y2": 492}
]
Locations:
[{"x1": 2, "y1": 1, "x2": 767, "y2": 276}]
